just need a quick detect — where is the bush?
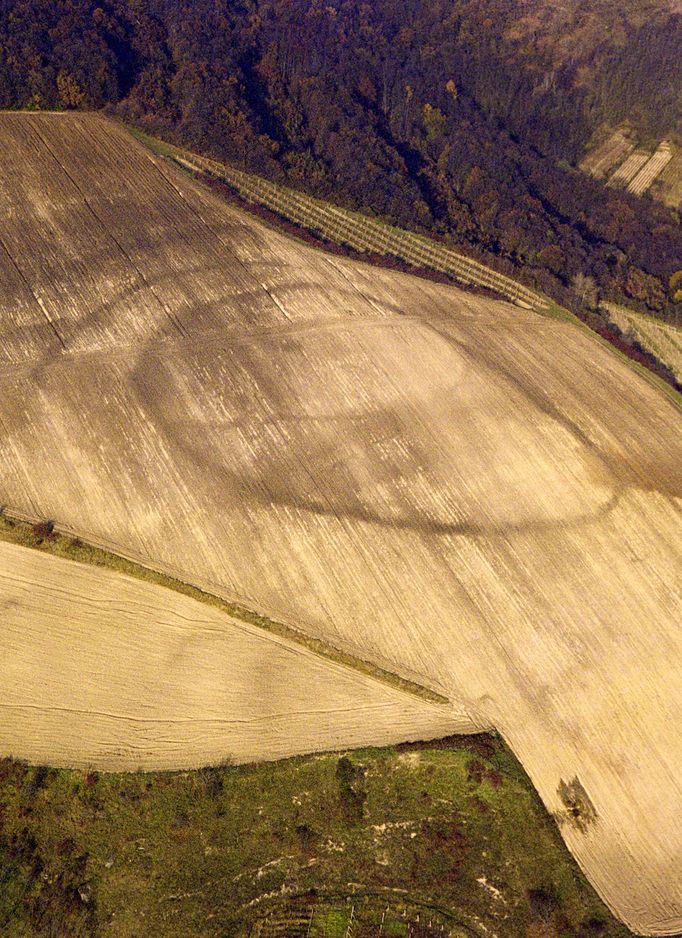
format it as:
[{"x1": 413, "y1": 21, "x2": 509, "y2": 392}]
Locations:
[{"x1": 31, "y1": 519, "x2": 56, "y2": 541}]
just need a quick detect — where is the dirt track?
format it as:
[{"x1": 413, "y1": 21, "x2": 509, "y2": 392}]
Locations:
[{"x1": 0, "y1": 113, "x2": 681, "y2": 935}]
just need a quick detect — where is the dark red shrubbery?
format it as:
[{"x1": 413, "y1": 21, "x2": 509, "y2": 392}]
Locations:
[{"x1": 31, "y1": 519, "x2": 56, "y2": 541}]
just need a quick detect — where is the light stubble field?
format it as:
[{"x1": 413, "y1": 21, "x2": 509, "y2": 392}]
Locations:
[
  {"x1": 0, "y1": 541, "x2": 463, "y2": 770},
  {"x1": 0, "y1": 113, "x2": 681, "y2": 936}
]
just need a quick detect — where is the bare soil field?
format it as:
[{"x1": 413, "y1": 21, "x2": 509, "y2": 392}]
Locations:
[
  {"x1": 0, "y1": 541, "x2": 464, "y2": 770},
  {"x1": 0, "y1": 113, "x2": 681, "y2": 935}
]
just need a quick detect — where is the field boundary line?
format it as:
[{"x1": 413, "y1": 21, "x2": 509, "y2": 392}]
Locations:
[
  {"x1": 125, "y1": 125, "x2": 549, "y2": 314},
  {"x1": 0, "y1": 506, "x2": 459, "y2": 711}
]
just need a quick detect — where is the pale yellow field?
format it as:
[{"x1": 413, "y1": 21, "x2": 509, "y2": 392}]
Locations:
[
  {"x1": 0, "y1": 113, "x2": 681, "y2": 935},
  {"x1": 627, "y1": 142, "x2": 673, "y2": 196},
  {"x1": 581, "y1": 127, "x2": 679, "y2": 207},
  {"x1": 607, "y1": 149, "x2": 651, "y2": 187},
  {"x1": 0, "y1": 541, "x2": 465, "y2": 770}
]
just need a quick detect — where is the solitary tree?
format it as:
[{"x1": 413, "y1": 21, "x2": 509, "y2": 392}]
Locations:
[{"x1": 571, "y1": 272, "x2": 599, "y2": 309}]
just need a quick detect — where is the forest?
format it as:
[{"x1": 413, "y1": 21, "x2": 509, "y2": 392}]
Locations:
[{"x1": 1, "y1": 0, "x2": 681, "y2": 322}]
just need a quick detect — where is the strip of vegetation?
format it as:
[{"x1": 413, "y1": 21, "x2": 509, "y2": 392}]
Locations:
[
  {"x1": 0, "y1": 510, "x2": 448, "y2": 707},
  {"x1": 571, "y1": 307, "x2": 682, "y2": 410},
  {"x1": 248, "y1": 891, "x2": 478, "y2": 937},
  {"x1": 128, "y1": 125, "x2": 547, "y2": 312},
  {"x1": 126, "y1": 123, "x2": 513, "y2": 307},
  {"x1": 130, "y1": 123, "x2": 682, "y2": 409},
  {"x1": 0, "y1": 740, "x2": 634, "y2": 937}
]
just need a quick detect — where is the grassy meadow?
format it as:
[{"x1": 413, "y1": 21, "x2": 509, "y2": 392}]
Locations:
[{"x1": 0, "y1": 740, "x2": 632, "y2": 937}]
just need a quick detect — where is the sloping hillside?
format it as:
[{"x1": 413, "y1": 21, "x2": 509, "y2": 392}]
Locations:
[
  {"x1": 2, "y1": 0, "x2": 682, "y2": 322},
  {"x1": 0, "y1": 541, "x2": 463, "y2": 770},
  {"x1": 0, "y1": 113, "x2": 681, "y2": 935}
]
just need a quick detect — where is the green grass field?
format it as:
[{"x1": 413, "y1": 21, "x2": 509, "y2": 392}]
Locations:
[{"x1": 0, "y1": 740, "x2": 632, "y2": 937}]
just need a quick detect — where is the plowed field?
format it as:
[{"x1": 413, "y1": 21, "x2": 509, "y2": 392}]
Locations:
[
  {"x1": 0, "y1": 541, "x2": 463, "y2": 770},
  {"x1": 1, "y1": 113, "x2": 681, "y2": 935}
]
